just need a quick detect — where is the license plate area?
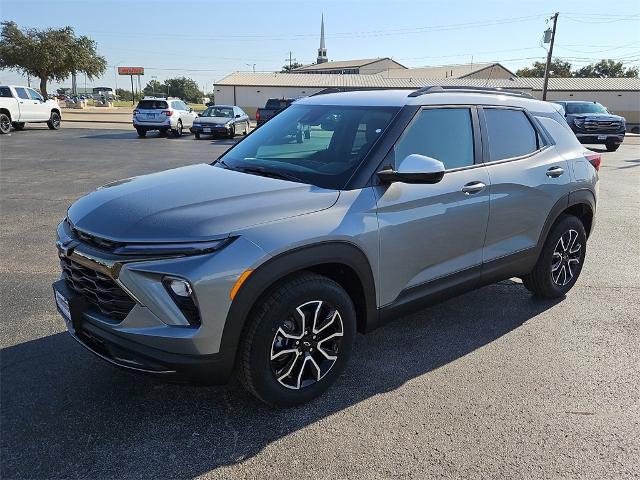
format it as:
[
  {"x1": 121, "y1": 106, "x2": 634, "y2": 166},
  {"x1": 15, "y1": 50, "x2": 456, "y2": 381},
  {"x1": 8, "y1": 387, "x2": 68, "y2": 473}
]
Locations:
[
  {"x1": 53, "y1": 279, "x2": 87, "y2": 334},
  {"x1": 203, "y1": 127, "x2": 211, "y2": 133},
  {"x1": 598, "y1": 135, "x2": 607, "y2": 140}
]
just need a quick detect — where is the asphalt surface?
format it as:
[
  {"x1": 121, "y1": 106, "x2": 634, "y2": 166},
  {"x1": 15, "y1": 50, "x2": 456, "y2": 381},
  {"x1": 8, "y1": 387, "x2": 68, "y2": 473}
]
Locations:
[{"x1": 1, "y1": 125, "x2": 639, "y2": 479}]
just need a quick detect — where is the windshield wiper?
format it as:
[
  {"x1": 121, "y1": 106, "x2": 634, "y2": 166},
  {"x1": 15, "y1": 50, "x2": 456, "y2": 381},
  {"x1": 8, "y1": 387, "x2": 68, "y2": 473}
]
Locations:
[{"x1": 235, "y1": 166, "x2": 305, "y2": 183}]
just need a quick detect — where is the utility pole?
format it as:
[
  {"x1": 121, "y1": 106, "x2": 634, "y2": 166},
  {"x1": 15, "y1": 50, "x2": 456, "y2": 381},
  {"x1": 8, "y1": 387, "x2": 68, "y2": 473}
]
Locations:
[
  {"x1": 285, "y1": 51, "x2": 296, "y2": 71},
  {"x1": 542, "y1": 12, "x2": 559, "y2": 101}
]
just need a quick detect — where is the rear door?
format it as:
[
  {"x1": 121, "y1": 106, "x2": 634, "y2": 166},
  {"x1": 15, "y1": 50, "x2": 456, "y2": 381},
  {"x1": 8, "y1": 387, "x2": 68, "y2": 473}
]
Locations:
[
  {"x1": 374, "y1": 106, "x2": 491, "y2": 306},
  {"x1": 479, "y1": 106, "x2": 570, "y2": 263}
]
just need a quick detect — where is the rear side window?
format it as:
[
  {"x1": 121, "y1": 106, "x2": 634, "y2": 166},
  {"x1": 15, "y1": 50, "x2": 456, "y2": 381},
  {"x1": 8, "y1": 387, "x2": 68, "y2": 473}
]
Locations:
[
  {"x1": 137, "y1": 100, "x2": 168, "y2": 110},
  {"x1": 0, "y1": 87, "x2": 12, "y2": 97},
  {"x1": 265, "y1": 99, "x2": 290, "y2": 109},
  {"x1": 393, "y1": 108, "x2": 475, "y2": 170},
  {"x1": 484, "y1": 109, "x2": 539, "y2": 161},
  {"x1": 15, "y1": 87, "x2": 30, "y2": 100}
]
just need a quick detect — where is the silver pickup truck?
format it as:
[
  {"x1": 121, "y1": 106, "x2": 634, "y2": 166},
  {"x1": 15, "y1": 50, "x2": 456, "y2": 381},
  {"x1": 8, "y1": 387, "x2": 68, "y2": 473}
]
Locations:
[{"x1": 0, "y1": 85, "x2": 62, "y2": 134}]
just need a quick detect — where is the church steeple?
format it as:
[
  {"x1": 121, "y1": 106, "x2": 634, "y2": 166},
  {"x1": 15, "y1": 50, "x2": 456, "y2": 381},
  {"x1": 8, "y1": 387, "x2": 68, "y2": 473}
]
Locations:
[{"x1": 317, "y1": 14, "x2": 328, "y2": 64}]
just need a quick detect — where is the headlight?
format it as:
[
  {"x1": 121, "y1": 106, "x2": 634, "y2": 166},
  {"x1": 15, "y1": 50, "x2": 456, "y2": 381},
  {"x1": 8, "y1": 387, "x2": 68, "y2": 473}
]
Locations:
[
  {"x1": 573, "y1": 117, "x2": 585, "y2": 126},
  {"x1": 113, "y1": 238, "x2": 232, "y2": 255}
]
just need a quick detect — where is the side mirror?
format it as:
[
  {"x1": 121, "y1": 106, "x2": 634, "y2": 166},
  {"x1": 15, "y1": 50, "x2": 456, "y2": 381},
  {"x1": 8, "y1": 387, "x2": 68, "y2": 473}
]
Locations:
[
  {"x1": 235, "y1": 114, "x2": 241, "y2": 118},
  {"x1": 377, "y1": 154, "x2": 445, "y2": 184},
  {"x1": 189, "y1": 108, "x2": 194, "y2": 113}
]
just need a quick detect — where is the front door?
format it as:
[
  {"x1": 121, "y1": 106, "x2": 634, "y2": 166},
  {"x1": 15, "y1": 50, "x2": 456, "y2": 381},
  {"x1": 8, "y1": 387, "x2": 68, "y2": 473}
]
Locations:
[{"x1": 375, "y1": 107, "x2": 491, "y2": 306}]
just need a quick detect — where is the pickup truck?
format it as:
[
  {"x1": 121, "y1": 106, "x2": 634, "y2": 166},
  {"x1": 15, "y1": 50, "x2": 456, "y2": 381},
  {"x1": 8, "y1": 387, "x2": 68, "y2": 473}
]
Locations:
[
  {"x1": 0, "y1": 85, "x2": 62, "y2": 134},
  {"x1": 255, "y1": 98, "x2": 296, "y2": 126}
]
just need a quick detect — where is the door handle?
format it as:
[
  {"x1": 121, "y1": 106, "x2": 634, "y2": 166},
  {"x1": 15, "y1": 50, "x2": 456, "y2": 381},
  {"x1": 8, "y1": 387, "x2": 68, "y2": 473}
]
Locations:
[
  {"x1": 461, "y1": 181, "x2": 486, "y2": 194},
  {"x1": 546, "y1": 166, "x2": 564, "y2": 178}
]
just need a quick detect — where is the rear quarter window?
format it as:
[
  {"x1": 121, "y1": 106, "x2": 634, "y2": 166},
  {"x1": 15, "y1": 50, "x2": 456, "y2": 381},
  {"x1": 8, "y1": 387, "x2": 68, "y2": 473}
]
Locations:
[
  {"x1": 0, "y1": 87, "x2": 12, "y2": 97},
  {"x1": 483, "y1": 108, "x2": 540, "y2": 161}
]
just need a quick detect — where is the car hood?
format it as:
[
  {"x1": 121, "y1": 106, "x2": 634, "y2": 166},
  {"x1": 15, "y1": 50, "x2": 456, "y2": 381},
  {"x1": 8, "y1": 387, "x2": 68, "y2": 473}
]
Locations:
[
  {"x1": 194, "y1": 116, "x2": 233, "y2": 125},
  {"x1": 567, "y1": 113, "x2": 625, "y2": 122},
  {"x1": 67, "y1": 164, "x2": 339, "y2": 243}
]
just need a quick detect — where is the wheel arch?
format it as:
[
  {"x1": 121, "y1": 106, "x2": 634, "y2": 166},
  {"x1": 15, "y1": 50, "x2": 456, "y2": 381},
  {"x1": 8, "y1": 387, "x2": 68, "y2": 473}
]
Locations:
[
  {"x1": 51, "y1": 107, "x2": 61, "y2": 116},
  {"x1": 220, "y1": 241, "x2": 378, "y2": 367},
  {"x1": 0, "y1": 108, "x2": 11, "y2": 120}
]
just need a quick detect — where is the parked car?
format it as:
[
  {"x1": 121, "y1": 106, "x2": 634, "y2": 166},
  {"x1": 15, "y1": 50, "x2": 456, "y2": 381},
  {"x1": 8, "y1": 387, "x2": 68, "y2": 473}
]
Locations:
[
  {"x1": 553, "y1": 100, "x2": 625, "y2": 151},
  {"x1": 0, "y1": 85, "x2": 61, "y2": 134},
  {"x1": 53, "y1": 87, "x2": 599, "y2": 406},
  {"x1": 132, "y1": 97, "x2": 198, "y2": 138},
  {"x1": 190, "y1": 105, "x2": 250, "y2": 139},
  {"x1": 255, "y1": 97, "x2": 296, "y2": 126}
]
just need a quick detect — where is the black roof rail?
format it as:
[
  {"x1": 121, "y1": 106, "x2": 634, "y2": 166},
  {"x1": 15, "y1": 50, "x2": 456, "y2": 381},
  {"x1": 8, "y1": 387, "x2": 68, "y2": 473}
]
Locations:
[{"x1": 408, "y1": 85, "x2": 535, "y2": 99}]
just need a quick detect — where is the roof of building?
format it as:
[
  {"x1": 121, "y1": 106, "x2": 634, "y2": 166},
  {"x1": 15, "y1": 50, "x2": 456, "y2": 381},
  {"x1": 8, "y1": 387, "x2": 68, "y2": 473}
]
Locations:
[
  {"x1": 215, "y1": 72, "x2": 640, "y2": 91},
  {"x1": 293, "y1": 57, "x2": 406, "y2": 72},
  {"x1": 380, "y1": 62, "x2": 505, "y2": 78}
]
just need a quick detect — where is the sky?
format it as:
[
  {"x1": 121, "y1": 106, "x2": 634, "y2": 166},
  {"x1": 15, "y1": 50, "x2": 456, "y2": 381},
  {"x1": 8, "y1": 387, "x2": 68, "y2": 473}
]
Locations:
[{"x1": 0, "y1": 0, "x2": 639, "y2": 92}]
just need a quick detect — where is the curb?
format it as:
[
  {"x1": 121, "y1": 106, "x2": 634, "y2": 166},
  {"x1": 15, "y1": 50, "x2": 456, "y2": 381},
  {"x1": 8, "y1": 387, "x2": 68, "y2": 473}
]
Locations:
[{"x1": 63, "y1": 119, "x2": 130, "y2": 124}]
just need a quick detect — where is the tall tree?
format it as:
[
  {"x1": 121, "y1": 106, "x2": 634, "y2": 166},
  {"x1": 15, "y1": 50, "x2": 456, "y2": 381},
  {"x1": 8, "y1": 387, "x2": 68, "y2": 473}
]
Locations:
[
  {"x1": 164, "y1": 77, "x2": 202, "y2": 103},
  {"x1": 280, "y1": 62, "x2": 303, "y2": 73},
  {"x1": 0, "y1": 21, "x2": 106, "y2": 98},
  {"x1": 143, "y1": 79, "x2": 165, "y2": 97},
  {"x1": 516, "y1": 59, "x2": 573, "y2": 77},
  {"x1": 574, "y1": 59, "x2": 639, "y2": 78}
]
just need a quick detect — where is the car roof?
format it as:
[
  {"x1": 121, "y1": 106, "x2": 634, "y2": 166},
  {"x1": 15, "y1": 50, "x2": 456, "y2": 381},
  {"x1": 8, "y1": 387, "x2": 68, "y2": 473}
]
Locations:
[{"x1": 296, "y1": 88, "x2": 557, "y2": 112}]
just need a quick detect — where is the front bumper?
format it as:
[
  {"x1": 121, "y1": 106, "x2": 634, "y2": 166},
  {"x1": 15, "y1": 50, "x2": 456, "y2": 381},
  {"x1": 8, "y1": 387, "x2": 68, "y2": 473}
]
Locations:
[
  {"x1": 190, "y1": 123, "x2": 231, "y2": 134},
  {"x1": 53, "y1": 221, "x2": 267, "y2": 383},
  {"x1": 575, "y1": 132, "x2": 625, "y2": 144}
]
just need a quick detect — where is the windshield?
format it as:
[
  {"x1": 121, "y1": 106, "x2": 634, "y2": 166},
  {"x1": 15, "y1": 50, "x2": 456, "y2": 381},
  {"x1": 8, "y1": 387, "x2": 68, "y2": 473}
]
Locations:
[
  {"x1": 565, "y1": 102, "x2": 608, "y2": 115},
  {"x1": 216, "y1": 104, "x2": 399, "y2": 189},
  {"x1": 202, "y1": 106, "x2": 234, "y2": 118}
]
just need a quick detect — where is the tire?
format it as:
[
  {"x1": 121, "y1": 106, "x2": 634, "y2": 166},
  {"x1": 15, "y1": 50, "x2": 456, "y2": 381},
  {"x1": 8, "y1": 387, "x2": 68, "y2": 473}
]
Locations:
[
  {"x1": 47, "y1": 111, "x2": 61, "y2": 130},
  {"x1": 12, "y1": 122, "x2": 25, "y2": 131},
  {"x1": 228, "y1": 125, "x2": 235, "y2": 138},
  {"x1": 0, "y1": 113, "x2": 12, "y2": 134},
  {"x1": 174, "y1": 120, "x2": 183, "y2": 137},
  {"x1": 194, "y1": 133, "x2": 200, "y2": 139},
  {"x1": 243, "y1": 122, "x2": 249, "y2": 135},
  {"x1": 237, "y1": 272, "x2": 356, "y2": 407},
  {"x1": 136, "y1": 128, "x2": 147, "y2": 138},
  {"x1": 522, "y1": 214, "x2": 587, "y2": 298},
  {"x1": 605, "y1": 141, "x2": 619, "y2": 152}
]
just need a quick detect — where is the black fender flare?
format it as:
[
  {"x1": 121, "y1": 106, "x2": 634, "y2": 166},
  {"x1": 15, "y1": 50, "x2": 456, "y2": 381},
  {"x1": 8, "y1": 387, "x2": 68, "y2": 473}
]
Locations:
[{"x1": 218, "y1": 241, "x2": 378, "y2": 367}]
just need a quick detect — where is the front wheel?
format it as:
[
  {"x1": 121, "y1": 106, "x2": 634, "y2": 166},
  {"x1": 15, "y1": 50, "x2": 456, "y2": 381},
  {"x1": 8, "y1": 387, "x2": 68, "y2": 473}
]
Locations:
[
  {"x1": 228, "y1": 125, "x2": 235, "y2": 138},
  {"x1": 605, "y1": 141, "x2": 619, "y2": 152},
  {"x1": 12, "y1": 122, "x2": 25, "y2": 131},
  {"x1": 243, "y1": 122, "x2": 249, "y2": 135},
  {"x1": 522, "y1": 214, "x2": 587, "y2": 298},
  {"x1": 0, "y1": 113, "x2": 11, "y2": 134},
  {"x1": 47, "y1": 111, "x2": 61, "y2": 130},
  {"x1": 238, "y1": 272, "x2": 356, "y2": 407},
  {"x1": 194, "y1": 132, "x2": 200, "y2": 140}
]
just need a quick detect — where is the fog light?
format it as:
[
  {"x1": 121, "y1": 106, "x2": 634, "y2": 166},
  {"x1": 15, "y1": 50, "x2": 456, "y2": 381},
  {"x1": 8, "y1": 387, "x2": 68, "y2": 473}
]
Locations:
[{"x1": 167, "y1": 278, "x2": 192, "y2": 297}]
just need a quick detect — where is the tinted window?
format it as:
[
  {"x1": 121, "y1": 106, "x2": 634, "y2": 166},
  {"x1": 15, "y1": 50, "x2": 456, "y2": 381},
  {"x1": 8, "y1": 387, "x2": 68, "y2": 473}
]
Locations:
[
  {"x1": 0, "y1": 87, "x2": 12, "y2": 98},
  {"x1": 484, "y1": 109, "x2": 538, "y2": 161},
  {"x1": 15, "y1": 87, "x2": 30, "y2": 100},
  {"x1": 265, "y1": 99, "x2": 291, "y2": 109},
  {"x1": 393, "y1": 108, "x2": 475, "y2": 170},
  {"x1": 565, "y1": 102, "x2": 608, "y2": 115},
  {"x1": 219, "y1": 104, "x2": 398, "y2": 189},
  {"x1": 27, "y1": 88, "x2": 44, "y2": 101},
  {"x1": 137, "y1": 100, "x2": 168, "y2": 110}
]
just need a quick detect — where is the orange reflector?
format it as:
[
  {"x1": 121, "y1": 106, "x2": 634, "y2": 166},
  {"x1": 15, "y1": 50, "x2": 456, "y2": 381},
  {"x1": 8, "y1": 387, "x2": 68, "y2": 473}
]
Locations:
[{"x1": 230, "y1": 270, "x2": 253, "y2": 300}]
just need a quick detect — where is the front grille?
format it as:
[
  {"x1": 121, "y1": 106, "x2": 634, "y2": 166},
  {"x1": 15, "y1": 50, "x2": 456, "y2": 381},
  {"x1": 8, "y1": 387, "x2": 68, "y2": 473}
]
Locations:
[
  {"x1": 60, "y1": 256, "x2": 135, "y2": 321},
  {"x1": 71, "y1": 226, "x2": 123, "y2": 252},
  {"x1": 583, "y1": 120, "x2": 622, "y2": 133}
]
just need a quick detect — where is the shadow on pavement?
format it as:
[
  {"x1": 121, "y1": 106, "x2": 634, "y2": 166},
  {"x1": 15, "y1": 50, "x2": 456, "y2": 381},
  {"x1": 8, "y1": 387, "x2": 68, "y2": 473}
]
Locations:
[{"x1": 1, "y1": 281, "x2": 560, "y2": 479}]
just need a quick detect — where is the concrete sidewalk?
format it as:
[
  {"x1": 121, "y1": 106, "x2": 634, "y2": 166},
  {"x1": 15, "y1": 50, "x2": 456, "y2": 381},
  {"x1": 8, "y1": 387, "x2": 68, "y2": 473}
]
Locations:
[{"x1": 62, "y1": 108, "x2": 133, "y2": 124}]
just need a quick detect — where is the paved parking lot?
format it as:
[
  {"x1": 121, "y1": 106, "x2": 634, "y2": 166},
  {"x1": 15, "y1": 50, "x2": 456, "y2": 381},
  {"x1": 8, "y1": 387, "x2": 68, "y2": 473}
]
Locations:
[{"x1": 1, "y1": 126, "x2": 639, "y2": 479}]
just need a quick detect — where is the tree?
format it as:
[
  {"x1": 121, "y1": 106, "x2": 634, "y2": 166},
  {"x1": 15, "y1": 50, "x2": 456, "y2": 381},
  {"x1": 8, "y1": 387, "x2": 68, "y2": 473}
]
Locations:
[
  {"x1": 573, "y1": 59, "x2": 639, "y2": 78},
  {"x1": 280, "y1": 62, "x2": 303, "y2": 73},
  {"x1": 143, "y1": 79, "x2": 165, "y2": 97},
  {"x1": 516, "y1": 59, "x2": 573, "y2": 77},
  {"x1": 0, "y1": 21, "x2": 106, "y2": 98},
  {"x1": 164, "y1": 77, "x2": 202, "y2": 103}
]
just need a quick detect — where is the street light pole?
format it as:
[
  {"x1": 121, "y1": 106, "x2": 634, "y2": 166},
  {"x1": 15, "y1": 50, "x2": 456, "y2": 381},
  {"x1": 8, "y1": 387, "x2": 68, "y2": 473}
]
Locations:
[{"x1": 542, "y1": 12, "x2": 559, "y2": 101}]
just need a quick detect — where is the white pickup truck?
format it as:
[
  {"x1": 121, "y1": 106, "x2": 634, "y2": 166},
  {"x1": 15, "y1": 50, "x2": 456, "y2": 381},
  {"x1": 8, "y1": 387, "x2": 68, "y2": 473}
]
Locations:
[{"x1": 0, "y1": 85, "x2": 62, "y2": 134}]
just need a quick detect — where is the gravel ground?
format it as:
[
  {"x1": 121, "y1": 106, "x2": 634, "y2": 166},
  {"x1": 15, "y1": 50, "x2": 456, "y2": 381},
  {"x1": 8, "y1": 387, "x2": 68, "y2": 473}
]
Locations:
[{"x1": 1, "y1": 127, "x2": 638, "y2": 479}]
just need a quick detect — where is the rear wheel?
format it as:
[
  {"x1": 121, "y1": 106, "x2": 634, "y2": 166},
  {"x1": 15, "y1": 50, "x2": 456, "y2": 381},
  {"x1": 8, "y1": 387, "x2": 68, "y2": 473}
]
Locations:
[
  {"x1": 0, "y1": 114, "x2": 12, "y2": 134},
  {"x1": 47, "y1": 111, "x2": 61, "y2": 130},
  {"x1": 12, "y1": 122, "x2": 25, "y2": 131},
  {"x1": 522, "y1": 214, "x2": 586, "y2": 298},
  {"x1": 238, "y1": 272, "x2": 356, "y2": 407},
  {"x1": 136, "y1": 128, "x2": 147, "y2": 138},
  {"x1": 174, "y1": 120, "x2": 183, "y2": 137},
  {"x1": 605, "y1": 141, "x2": 619, "y2": 152}
]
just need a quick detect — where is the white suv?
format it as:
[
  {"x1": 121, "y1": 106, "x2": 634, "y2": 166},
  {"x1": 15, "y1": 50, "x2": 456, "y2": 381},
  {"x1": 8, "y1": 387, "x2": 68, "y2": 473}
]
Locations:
[{"x1": 132, "y1": 97, "x2": 197, "y2": 138}]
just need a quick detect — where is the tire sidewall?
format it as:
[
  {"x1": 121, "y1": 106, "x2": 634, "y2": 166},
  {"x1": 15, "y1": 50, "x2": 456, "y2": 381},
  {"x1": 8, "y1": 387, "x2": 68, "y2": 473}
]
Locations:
[
  {"x1": 247, "y1": 279, "x2": 356, "y2": 406},
  {"x1": 1, "y1": 113, "x2": 12, "y2": 134},
  {"x1": 49, "y1": 111, "x2": 61, "y2": 129}
]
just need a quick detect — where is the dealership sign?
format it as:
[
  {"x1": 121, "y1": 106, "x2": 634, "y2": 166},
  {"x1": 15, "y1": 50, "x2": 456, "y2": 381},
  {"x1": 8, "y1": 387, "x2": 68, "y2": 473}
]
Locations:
[{"x1": 118, "y1": 67, "x2": 144, "y2": 75}]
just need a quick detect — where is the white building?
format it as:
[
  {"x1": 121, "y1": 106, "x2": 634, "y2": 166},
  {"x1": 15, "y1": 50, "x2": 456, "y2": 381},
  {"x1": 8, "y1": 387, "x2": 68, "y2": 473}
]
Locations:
[{"x1": 213, "y1": 73, "x2": 640, "y2": 130}]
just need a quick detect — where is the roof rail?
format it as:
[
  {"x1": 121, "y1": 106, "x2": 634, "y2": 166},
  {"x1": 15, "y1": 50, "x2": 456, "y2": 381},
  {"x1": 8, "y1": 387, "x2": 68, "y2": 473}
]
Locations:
[{"x1": 408, "y1": 85, "x2": 535, "y2": 99}]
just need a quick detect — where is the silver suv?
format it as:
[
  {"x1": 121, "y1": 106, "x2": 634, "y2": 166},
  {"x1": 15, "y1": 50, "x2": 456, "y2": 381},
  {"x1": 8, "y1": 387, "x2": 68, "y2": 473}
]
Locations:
[
  {"x1": 54, "y1": 87, "x2": 599, "y2": 406},
  {"x1": 132, "y1": 97, "x2": 197, "y2": 137}
]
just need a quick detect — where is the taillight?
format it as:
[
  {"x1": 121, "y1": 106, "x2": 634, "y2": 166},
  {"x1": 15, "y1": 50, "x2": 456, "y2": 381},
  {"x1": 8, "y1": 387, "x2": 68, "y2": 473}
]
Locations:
[
  {"x1": 133, "y1": 109, "x2": 139, "y2": 115},
  {"x1": 163, "y1": 110, "x2": 173, "y2": 116},
  {"x1": 584, "y1": 151, "x2": 601, "y2": 171},
  {"x1": 255, "y1": 110, "x2": 260, "y2": 121}
]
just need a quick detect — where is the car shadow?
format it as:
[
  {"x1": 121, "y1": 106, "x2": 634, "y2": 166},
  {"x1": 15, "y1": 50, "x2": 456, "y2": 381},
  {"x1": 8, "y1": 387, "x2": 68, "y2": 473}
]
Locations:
[
  {"x1": 1, "y1": 281, "x2": 561, "y2": 479},
  {"x1": 618, "y1": 159, "x2": 640, "y2": 170}
]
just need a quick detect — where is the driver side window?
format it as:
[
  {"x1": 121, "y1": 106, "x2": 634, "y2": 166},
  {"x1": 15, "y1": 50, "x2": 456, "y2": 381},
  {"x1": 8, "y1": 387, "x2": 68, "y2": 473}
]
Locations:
[
  {"x1": 393, "y1": 108, "x2": 475, "y2": 170},
  {"x1": 27, "y1": 88, "x2": 44, "y2": 102}
]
